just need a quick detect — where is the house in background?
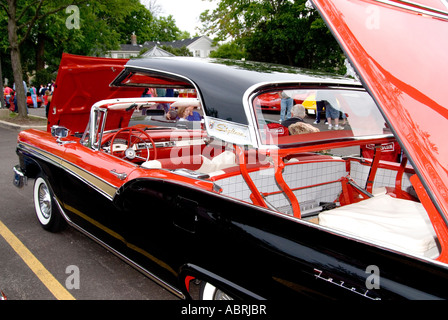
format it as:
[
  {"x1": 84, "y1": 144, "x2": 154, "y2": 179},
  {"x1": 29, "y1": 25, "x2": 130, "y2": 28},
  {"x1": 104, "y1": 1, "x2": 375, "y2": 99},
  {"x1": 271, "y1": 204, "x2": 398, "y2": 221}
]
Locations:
[{"x1": 105, "y1": 34, "x2": 215, "y2": 59}]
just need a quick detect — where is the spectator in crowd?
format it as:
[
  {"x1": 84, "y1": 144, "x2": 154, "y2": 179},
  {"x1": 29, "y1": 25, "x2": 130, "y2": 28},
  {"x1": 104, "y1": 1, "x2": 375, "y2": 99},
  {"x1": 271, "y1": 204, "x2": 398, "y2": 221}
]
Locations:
[
  {"x1": 178, "y1": 105, "x2": 201, "y2": 121},
  {"x1": 141, "y1": 88, "x2": 152, "y2": 97},
  {"x1": 325, "y1": 101, "x2": 344, "y2": 130},
  {"x1": 280, "y1": 90, "x2": 293, "y2": 122},
  {"x1": 4, "y1": 85, "x2": 13, "y2": 109},
  {"x1": 39, "y1": 84, "x2": 47, "y2": 103},
  {"x1": 166, "y1": 109, "x2": 178, "y2": 120},
  {"x1": 30, "y1": 85, "x2": 38, "y2": 108},
  {"x1": 45, "y1": 90, "x2": 52, "y2": 118},
  {"x1": 281, "y1": 104, "x2": 306, "y2": 128},
  {"x1": 313, "y1": 100, "x2": 325, "y2": 124}
]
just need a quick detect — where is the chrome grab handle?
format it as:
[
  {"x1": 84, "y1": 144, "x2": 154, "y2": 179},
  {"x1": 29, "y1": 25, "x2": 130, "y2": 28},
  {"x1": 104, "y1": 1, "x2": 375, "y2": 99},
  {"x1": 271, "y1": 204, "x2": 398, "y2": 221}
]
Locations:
[{"x1": 110, "y1": 169, "x2": 127, "y2": 180}]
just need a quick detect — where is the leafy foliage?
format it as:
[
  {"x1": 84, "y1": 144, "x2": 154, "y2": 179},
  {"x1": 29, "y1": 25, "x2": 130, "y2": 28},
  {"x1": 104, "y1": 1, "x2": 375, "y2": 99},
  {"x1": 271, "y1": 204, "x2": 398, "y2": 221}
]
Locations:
[
  {"x1": 200, "y1": 0, "x2": 346, "y2": 74},
  {"x1": 160, "y1": 45, "x2": 193, "y2": 57},
  {"x1": 209, "y1": 42, "x2": 245, "y2": 60}
]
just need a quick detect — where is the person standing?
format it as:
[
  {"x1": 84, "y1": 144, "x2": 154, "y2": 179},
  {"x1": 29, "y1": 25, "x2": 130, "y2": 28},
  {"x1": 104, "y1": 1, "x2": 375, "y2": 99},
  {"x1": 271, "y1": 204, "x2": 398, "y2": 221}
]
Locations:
[
  {"x1": 39, "y1": 84, "x2": 47, "y2": 104},
  {"x1": 313, "y1": 100, "x2": 325, "y2": 124},
  {"x1": 280, "y1": 90, "x2": 293, "y2": 122},
  {"x1": 141, "y1": 88, "x2": 152, "y2": 97},
  {"x1": 30, "y1": 85, "x2": 38, "y2": 108},
  {"x1": 325, "y1": 101, "x2": 344, "y2": 130},
  {"x1": 45, "y1": 90, "x2": 52, "y2": 118},
  {"x1": 3, "y1": 85, "x2": 13, "y2": 109}
]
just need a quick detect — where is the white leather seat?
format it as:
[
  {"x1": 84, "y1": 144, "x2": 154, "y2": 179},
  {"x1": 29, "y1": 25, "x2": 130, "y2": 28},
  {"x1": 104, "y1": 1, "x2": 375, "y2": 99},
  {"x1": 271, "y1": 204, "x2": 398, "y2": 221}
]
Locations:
[
  {"x1": 318, "y1": 194, "x2": 439, "y2": 258},
  {"x1": 197, "y1": 151, "x2": 236, "y2": 174}
]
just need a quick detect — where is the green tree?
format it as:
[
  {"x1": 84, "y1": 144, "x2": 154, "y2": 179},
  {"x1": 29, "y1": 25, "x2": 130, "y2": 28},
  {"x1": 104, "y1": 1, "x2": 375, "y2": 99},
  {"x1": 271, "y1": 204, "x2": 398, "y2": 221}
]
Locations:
[
  {"x1": 160, "y1": 45, "x2": 193, "y2": 57},
  {"x1": 1, "y1": 0, "x2": 91, "y2": 119},
  {"x1": 209, "y1": 42, "x2": 246, "y2": 60},
  {"x1": 148, "y1": 15, "x2": 182, "y2": 42},
  {"x1": 200, "y1": 0, "x2": 345, "y2": 73},
  {"x1": 114, "y1": 1, "x2": 154, "y2": 44},
  {"x1": 38, "y1": 0, "x2": 143, "y2": 66},
  {"x1": 0, "y1": 0, "x2": 146, "y2": 118}
]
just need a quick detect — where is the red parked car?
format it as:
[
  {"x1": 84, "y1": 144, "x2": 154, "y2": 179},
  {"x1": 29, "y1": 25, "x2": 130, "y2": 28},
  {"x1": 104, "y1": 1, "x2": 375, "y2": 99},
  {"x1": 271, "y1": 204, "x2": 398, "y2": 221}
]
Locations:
[
  {"x1": 26, "y1": 95, "x2": 42, "y2": 107},
  {"x1": 12, "y1": 0, "x2": 448, "y2": 301}
]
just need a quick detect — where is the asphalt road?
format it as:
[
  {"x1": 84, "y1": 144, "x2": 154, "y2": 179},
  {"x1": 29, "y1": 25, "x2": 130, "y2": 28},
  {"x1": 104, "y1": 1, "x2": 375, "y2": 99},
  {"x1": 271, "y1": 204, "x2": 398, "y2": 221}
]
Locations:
[{"x1": 0, "y1": 122, "x2": 178, "y2": 300}]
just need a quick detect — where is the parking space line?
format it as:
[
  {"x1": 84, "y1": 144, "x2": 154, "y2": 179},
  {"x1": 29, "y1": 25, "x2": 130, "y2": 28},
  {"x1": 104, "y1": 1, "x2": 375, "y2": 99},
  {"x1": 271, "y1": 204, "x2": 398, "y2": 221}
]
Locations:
[{"x1": 0, "y1": 220, "x2": 75, "y2": 300}]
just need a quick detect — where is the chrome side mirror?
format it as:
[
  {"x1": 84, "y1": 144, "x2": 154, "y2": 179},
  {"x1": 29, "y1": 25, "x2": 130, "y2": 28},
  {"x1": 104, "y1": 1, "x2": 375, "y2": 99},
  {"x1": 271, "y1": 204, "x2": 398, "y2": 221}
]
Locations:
[
  {"x1": 51, "y1": 125, "x2": 75, "y2": 145},
  {"x1": 51, "y1": 125, "x2": 69, "y2": 140}
]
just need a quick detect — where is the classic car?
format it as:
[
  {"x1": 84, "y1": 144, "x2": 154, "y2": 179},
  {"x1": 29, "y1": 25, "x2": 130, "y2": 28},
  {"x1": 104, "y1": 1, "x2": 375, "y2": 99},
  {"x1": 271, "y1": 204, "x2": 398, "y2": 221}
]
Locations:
[
  {"x1": 254, "y1": 90, "x2": 313, "y2": 114},
  {"x1": 255, "y1": 91, "x2": 283, "y2": 112},
  {"x1": 26, "y1": 95, "x2": 42, "y2": 108},
  {"x1": 13, "y1": 0, "x2": 448, "y2": 300},
  {"x1": 4, "y1": 93, "x2": 42, "y2": 109}
]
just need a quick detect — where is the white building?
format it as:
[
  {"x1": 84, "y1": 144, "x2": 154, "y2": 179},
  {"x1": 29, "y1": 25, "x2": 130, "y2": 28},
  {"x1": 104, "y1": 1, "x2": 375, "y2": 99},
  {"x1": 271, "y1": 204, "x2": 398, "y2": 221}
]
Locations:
[{"x1": 106, "y1": 35, "x2": 215, "y2": 59}]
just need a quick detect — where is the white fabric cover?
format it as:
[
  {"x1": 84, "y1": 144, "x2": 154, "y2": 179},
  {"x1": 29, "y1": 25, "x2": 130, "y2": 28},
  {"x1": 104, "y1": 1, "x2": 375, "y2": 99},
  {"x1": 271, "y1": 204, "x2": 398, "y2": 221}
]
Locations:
[
  {"x1": 141, "y1": 151, "x2": 236, "y2": 174},
  {"x1": 197, "y1": 156, "x2": 216, "y2": 173},
  {"x1": 141, "y1": 160, "x2": 162, "y2": 169},
  {"x1": 318, "y1": 194, "x2": 439, "y2": 258},
  {"x1": 198, "y1": 151, "x2": 236, "y2": 174}
]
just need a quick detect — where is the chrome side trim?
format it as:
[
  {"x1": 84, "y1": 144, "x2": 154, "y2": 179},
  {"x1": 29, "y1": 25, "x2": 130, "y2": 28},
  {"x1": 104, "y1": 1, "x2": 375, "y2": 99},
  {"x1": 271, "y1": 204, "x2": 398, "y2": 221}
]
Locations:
[{"x1": 17, "y1": 142, "x2": 117, "y2": 200}]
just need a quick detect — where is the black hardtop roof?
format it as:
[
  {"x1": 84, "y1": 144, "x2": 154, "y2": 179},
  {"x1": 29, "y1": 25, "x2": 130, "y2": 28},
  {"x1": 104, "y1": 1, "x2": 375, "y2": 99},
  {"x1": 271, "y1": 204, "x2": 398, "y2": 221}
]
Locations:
[{"x1": 124, "y1": 57, "x2": 360, "y2": 124}]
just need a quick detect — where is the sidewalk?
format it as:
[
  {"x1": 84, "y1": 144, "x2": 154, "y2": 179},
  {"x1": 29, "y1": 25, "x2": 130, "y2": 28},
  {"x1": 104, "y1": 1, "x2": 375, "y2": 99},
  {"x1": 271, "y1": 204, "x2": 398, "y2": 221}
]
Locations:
[{"x1": 0, "y1": 107, "x2": 47, "y2": 131}]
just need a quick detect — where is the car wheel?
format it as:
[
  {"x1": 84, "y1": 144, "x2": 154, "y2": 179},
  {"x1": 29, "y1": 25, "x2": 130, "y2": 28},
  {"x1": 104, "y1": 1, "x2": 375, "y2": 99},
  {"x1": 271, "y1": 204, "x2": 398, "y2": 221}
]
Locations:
[
  {"x1": 33, "y1": 175, "x2": 65, "y2": 232},
  {"x1": 199, "y1": 282, "x2": 233, "y2": 300}
]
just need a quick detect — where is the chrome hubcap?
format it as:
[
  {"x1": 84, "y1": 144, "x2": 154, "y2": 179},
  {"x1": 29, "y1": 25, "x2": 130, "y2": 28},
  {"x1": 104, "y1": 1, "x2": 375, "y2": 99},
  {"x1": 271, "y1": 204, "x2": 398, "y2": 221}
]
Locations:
[{"x1": 38, "y1": 183, "x2": 51, "y2": 219}]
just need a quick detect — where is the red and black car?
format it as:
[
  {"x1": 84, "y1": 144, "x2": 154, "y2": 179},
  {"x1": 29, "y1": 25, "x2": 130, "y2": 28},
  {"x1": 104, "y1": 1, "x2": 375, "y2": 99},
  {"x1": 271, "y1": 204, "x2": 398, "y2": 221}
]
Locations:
[{"x1": 13, "y1": 0, "x2": 448, "y2": 300}]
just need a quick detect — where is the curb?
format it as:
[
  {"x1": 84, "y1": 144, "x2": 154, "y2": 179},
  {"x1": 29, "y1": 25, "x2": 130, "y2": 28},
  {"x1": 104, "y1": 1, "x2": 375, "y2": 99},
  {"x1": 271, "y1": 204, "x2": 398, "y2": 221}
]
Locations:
[{"x1": 0, "y1": 118, "x2": 47, "y2": 131}]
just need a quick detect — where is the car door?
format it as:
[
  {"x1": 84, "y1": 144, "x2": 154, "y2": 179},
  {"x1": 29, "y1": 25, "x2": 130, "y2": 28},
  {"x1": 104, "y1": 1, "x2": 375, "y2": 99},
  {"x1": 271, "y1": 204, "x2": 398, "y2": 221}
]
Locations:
[{"x1": 57, "y1": 140, "x2": 138, "y2": 253}]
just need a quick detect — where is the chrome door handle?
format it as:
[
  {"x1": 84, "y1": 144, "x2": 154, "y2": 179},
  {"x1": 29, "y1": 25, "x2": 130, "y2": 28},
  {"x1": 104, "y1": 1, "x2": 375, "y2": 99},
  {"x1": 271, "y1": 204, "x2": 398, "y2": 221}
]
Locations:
[{"x1": 110, "y1": 169, "x2": 127, "y2": 180}]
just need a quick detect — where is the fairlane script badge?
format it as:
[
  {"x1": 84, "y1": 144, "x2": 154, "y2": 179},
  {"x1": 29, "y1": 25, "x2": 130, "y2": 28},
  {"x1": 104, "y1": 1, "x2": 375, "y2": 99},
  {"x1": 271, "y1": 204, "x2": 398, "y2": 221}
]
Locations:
[{"x1": 314, "y1": 268, "x2": 381, "y2": 300}]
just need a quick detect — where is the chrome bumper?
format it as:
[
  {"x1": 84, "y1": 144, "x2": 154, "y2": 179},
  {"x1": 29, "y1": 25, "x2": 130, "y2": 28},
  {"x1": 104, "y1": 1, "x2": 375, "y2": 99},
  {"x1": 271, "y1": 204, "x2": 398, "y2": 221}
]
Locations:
[{"x1": 13, "y1": 165, "x2": 27, "y2": 188}]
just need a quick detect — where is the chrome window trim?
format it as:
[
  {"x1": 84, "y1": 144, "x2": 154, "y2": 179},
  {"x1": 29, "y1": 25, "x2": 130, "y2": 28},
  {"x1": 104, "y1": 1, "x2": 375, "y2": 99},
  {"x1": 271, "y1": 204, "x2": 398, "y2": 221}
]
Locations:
[{"x1": 242, "y1": 80, "x2": 364, "y2": 149}]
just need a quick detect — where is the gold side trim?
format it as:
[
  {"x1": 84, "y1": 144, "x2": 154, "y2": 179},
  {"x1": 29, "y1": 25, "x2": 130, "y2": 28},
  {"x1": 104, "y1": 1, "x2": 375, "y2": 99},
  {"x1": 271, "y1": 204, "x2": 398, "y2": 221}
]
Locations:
[{"x1": 19, "y1": 143, "x2": 117, "y2": 199}]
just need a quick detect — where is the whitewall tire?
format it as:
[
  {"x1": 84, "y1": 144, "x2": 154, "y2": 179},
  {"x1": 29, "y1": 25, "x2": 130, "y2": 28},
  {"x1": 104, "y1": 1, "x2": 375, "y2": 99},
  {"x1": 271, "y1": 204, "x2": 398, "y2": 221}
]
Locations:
[{"x1": 33, "y1": 175, "x2": 65, "y2": 232}]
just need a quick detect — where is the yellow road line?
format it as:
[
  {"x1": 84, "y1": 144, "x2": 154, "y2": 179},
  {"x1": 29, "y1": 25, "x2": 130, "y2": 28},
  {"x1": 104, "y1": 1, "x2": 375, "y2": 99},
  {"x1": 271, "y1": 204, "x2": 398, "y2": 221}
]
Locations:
[{"x1": 0, "y1": 220, "x2": 75, "y2": 300}]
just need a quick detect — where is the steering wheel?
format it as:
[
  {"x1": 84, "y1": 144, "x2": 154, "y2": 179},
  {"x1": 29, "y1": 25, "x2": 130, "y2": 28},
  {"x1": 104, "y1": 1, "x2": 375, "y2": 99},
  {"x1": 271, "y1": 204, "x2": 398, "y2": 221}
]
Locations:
[{"x1": 110, "y1": 127, "x2": 157, "y2": 161}]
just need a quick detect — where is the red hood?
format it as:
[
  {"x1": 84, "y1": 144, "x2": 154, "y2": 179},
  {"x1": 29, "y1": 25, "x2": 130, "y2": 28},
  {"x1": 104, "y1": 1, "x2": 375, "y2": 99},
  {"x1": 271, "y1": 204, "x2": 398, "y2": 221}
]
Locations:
[
  {"x1": 312, "y1": 0, "x2": 448, "y2": 215},
  {"x1": 48, "y1": 53, "x2": 143, "y2": 133}
]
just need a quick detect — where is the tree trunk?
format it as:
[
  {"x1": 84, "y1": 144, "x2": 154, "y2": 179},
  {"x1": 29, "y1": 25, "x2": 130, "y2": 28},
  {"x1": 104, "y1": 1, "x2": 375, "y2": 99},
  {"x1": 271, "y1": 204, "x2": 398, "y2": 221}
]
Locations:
[{"x1": 7, "y1": 0, "x2": 27, "y2": 119}]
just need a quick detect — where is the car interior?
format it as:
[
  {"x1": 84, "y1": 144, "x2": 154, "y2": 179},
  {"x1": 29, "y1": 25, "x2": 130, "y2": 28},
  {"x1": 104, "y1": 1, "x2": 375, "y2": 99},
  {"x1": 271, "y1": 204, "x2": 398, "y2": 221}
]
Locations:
[{"x1": 85, "y1": 88, "x2": 440, "y2": 260}]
